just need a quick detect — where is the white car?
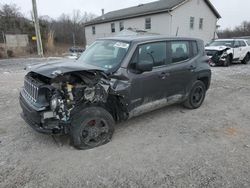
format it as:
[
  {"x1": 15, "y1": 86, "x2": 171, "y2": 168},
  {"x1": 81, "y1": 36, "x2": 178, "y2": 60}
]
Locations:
[{"x1": 205, "y1": 39, "x2": 250, "y2": 66}]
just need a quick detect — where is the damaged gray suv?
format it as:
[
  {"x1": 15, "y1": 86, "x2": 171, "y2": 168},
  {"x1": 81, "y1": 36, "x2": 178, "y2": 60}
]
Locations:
[{"x1": 20, "y1": 36, "x2": 211, "y2": 149}]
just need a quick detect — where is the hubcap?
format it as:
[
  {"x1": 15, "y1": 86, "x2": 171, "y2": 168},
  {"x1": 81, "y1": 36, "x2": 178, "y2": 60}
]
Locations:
[
  {"x1": 81, "y1": 119, "x2": 109, "y2": 146},
  {"x1": 192, "y1": 86, "x2": 204, "y2": 105}
]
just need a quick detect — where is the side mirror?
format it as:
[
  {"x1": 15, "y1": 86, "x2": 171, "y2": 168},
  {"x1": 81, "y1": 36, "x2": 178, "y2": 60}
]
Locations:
[{"x1": 136, "y1": 60, "x2": 153, "y2": 73}]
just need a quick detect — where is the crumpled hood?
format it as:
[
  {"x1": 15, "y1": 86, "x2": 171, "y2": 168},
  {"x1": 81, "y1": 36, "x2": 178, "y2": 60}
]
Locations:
[
  {"x1": 205, "y1": 45, "x2": 230, "y2": 51},
  {"x1": 27, "y1": 59, "x2": 106, "y2": 78}
]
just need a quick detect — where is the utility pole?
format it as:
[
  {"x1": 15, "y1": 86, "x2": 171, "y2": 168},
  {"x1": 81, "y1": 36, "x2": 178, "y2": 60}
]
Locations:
[
  {"x1": 32, "y1": 0, "x2": 43, "y2": 57},
  {"x1": 72, "y1": 33, "x2": 76, "y2": 48},
  {"x1": 2, "y1": 31, "x2": 7, "y2": 57}
]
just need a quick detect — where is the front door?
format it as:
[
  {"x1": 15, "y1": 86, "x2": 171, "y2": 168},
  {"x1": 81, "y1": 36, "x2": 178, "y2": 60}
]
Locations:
[
  {"x1": 233, "y1": 40, "x2": 241, "y2": 60},
  {"x1": 127, "y1": 41, "x2": 169, "y2": 115}
]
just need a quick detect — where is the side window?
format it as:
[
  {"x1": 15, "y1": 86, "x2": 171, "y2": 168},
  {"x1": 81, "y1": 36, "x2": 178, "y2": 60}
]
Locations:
[
  {"x1": 145, "y1": 18, "x2": 151, "y2": 29},
  {"x1": 111, "y1": 23, "x2": 115, "y2": 33},
  {"x1": 130, "y1": 42, "x2": 167, "y2": 68},
  {"x1": 119, "y1": 22, "x2": 124, "y2": 31},
  {"x1": 240, "y1": 41, "x2": 246, "y2": 47},
  {"x1": 192, "y1": 41, "x2": 199, "y2": 56},
  {"x1": 139, "y1": 42, "x2": 167, "y2": 67},
  {"x1": 171, "y1": 41, "x2": 190, "y2": 63},
  {"x1": 190, "y1": 17, "x2": 195, "y2": 29},
  {"x1": 247, "y1": 39, "x2": 250, "y2": 46},
  {"x1": 92, "y1": 26, "x2": 96, "y2": 35},
  {"x1": 199, "y1": 18, "x2": 203, "y2": 30},
  {"x1": 234, "y1": 41, "x2": 240, "y2": 48}
]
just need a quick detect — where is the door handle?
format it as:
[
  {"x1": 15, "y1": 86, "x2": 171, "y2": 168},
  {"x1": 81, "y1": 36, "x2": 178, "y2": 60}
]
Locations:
[
  {"x1": 159, "y1": 72, "x2": 170, "y2": 79},
  {"x1": 188, "y1": 65, "x2": 196, "y2": 71}
]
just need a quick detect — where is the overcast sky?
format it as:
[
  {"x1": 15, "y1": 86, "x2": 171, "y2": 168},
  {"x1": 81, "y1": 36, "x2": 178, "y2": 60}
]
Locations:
[{"x1": 2, "y1": 0, "x2": 250, "y2": 29}]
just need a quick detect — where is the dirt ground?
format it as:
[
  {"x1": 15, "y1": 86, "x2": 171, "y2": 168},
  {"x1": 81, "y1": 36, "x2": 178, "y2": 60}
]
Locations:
[{"x1": 0, "y1": 58, "x2": 250, "y2": 188}]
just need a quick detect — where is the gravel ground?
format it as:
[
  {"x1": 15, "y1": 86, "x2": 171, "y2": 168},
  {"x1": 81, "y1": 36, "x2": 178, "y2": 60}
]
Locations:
[{"x1": 0, "y1": 58, "x2": 250, "y2": 188}]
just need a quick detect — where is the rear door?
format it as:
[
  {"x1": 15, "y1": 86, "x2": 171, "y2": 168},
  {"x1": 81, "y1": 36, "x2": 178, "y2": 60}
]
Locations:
[
  {"x1": 233, "y1": 40, "x2": 241, "y2": 60},
  {"x1": 162, "y1": 40, "x2": 197, "y2": 98},
  {"x1": 239, "y1": 40, "x2": 248, "y2": 60}
]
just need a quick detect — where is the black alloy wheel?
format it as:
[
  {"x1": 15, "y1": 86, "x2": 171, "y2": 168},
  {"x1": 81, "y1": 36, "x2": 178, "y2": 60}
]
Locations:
[
  {"x1": 242, "y1": 53, "x2": 250, "y2": 64},
  {"x1": 71, "y1": 107, "x2": 115, "y2": 150},
  {"x1": 183, "y1": 80, "x2": 206, "y2": 109},
  {"x1": 224, "y1": 55, "x2": 232, "y2": 67}
]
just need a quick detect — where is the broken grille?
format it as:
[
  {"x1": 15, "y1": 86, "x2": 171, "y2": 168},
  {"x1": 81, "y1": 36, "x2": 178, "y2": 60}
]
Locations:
[
  {"x1": 206, "y1": 50, "x2": 218, "y2": 56},
  {"x1": 23, "y1": 77, "x2": 39, "y2": 103}
]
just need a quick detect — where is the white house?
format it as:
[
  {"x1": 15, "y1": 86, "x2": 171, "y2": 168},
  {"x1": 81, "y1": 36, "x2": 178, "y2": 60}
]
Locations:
[{"x1": 85, "y1": 0, "x2": 221, "y2": 45}]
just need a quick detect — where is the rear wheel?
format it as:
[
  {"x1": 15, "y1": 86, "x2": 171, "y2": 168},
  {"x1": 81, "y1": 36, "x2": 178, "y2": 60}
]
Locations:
[
  {"x1": 70, "y1": 107, "x2": 115, "y2": 150},
  {"x1": 183, "y1": 80, "x2": 206, "y2": 109},
  {"x1": 242, "y1": 53, "x2": 250, "y2": 64}
]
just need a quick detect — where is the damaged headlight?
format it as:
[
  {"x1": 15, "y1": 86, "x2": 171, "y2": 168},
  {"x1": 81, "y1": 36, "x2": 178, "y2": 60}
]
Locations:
[{"x1": 221, "y1": 51, "x2": 228, "y2": 58}]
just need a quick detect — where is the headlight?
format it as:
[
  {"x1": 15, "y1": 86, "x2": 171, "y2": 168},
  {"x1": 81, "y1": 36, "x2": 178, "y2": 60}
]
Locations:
[
  {"x1": 220, "y1": 51, "x2": 228, "y2": 58},
  {"x1": 50, "y1": 97, "x2": 58, "y2": 111}
]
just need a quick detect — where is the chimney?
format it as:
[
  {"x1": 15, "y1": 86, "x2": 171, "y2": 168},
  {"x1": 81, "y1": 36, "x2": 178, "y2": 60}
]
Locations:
[{"x1": 102, "y1": 9, "x2": 104, "y2": 15}]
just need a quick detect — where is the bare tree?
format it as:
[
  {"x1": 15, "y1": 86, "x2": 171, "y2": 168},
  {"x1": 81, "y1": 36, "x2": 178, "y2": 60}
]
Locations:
[
  {"x1": 0, "y1": 3, "x2": 97, "y2": 48},
  {"x1": 218, "y1": 21, "x2": 250, "y2": 38}
]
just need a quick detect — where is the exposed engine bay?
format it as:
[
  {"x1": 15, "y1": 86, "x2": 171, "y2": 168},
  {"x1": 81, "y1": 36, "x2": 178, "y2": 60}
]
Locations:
[{"x1": 22, "y1": 70, "x2": 127, "y2": 133}]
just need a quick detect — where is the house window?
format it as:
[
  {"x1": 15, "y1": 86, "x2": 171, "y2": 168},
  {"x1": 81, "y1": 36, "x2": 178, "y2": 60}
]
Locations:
[
  {"x1": 199, "y1": 18, "x2": 203, "y2": 29},
  {"x1": 119, "y1": 21, "x2": 124, "y2": 31},
  {"x1": 92, "y1": 26, "x2": 96, "y2": 35},
  {"x1": 145, "y1": 18, "x2": 151, "y2": 29},
  {"x1": 190, "y1": 17, "x2": 195, "y2": 29},
  {"x1": 111, "y1": 23, "x2": 115, "y2": 33}
]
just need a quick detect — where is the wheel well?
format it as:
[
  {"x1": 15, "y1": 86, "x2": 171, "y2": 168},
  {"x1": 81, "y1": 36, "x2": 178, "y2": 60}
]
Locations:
[
  {"x1": 228, "y1": 53, "x2": 233, "y2": 59},
  {"x1": 105, "y1": 95, "x2": 128, "y2": 122},
  {"x1": 198, "y1": 77, "x2": 209, "y2": 90}
]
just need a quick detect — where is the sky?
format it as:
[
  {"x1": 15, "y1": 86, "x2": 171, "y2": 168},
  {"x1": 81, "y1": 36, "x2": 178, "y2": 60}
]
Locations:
[{"x1": 1, "y1": 0, "x2": 250, "y2": 29}]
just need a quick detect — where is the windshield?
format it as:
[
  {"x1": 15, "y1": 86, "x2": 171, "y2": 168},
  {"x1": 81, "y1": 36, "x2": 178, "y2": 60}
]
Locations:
[
  {"x1": 208, "y1": 41, "x2": 234, "y2": 47},
  {"x1": 77, "y1": 40, "x2": 130, "y2": 70}
]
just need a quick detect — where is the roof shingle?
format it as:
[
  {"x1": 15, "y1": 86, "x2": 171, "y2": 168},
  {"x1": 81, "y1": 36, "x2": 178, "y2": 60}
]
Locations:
[{"x1": 85, "y1": 0, "x2": 220, "y2": 26}]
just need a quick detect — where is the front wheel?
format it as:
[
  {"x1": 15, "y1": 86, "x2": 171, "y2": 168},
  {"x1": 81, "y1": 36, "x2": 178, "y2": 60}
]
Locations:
[
  {"x1": 70, "y1": 107, "x2": 115, "y2": 150},
  {"x1": 224, "y1": 55, "x2": 232, "y2": 67},
  {"x1": 183, "y1": 80, "x2": 206, "y2": 109}
]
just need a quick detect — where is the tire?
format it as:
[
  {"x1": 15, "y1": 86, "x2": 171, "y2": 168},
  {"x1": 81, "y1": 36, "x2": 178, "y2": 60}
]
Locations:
[
  {"x1": 224, "y1": 55, "x2": 232, "y2": 67},
  {"x1": 242, "y1": 53, "x2": 250, "y2": 64},
  {"x1": 183, "y1": 80, "x2": 206, "y2": 109},
  {"x1": 70, "y1": 106, "x2": 115, "y2": 150}
]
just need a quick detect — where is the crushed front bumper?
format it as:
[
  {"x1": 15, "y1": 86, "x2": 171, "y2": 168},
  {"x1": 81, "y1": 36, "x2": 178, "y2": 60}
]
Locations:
[
  {"x1": 19, "y1": 92, "x2": 69, "y2": 135},
  {"x1": 208, "y1": 56, "x2": 226, "y2": 66}
]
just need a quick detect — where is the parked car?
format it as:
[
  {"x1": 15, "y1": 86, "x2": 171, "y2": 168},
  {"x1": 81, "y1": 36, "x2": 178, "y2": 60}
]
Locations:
[
  {"x1": 205, "y1": 39, "x2": 250, "y2": 66},
  {"x1": 19, "y1": 36, "x2": 211, "y2": 150},
  {"x1": 69, "y1": 46, "x2": 85, "y2": 53},
  {"x1": 235, "y1": 36, "x2": 250, "y2": 46}
]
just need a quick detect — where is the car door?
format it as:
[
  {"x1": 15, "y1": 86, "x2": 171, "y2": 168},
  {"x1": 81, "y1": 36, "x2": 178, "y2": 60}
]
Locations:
[
  {"x1": 162, "y1": 40, "x2": 197, "y2": 98},
  {"x1": 239, "y1": 41, "x2": 248, "y2": 60},
  {"x1": 233, "y1": 40, "x2": 241, "y2": 60},
  {"x1": 127, "y1": 41, "x2": 169, "y2": 112}
]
